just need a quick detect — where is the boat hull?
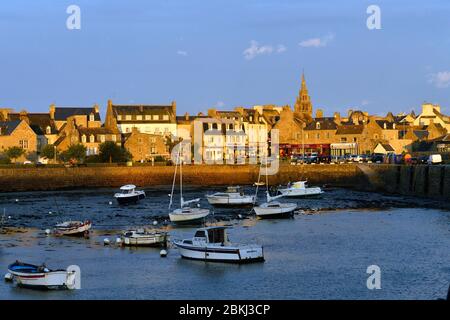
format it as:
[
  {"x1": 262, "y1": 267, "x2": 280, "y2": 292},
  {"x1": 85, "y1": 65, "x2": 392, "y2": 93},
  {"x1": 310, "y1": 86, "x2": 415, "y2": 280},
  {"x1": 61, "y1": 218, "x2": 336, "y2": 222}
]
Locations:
[
  {"x1": 278, "y1": 187, "x2": 323, "y2": 198},
  {"x1": 254, "y1": 203, "x2": 297, "y2": 218},
  {"x1": 54, "y1": 221, "x2": 91, "y2": 236},
  {"x1": 121, "y1": 234, "x2": 167, "y2": 247},
  {"x1": 174, "y1": 242, "x2": 264, "y2": 263},
  {"x1": 169, "y1": 208, "x2": 210, "y2": 224},
  {"x1": 206, "y1": 196, "x2": 255, "y2": 207},
  {"x1": 115, "y1": 193, "x2": 146, "y2": 205}
]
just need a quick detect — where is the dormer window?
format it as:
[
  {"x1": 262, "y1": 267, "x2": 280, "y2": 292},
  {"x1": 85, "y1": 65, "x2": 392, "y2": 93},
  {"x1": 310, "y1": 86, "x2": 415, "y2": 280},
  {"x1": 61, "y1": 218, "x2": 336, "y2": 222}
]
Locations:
[
  {"x1": 81, "y1": 135, "x2": 87, "y2": 143},
  {"x1": 46, "y1": 126, "x2": 51, "y2": 134},
  {"x1": 100, "y1": 135, "x2": 105, "y2": 143},
  {"x1": 384, "y1": 123, "x2": 387, "y2": 129},
  {"x1": 152, "y1": 115, "x2": 159, "y2": 121},
  {"x1": 90, "y1": 134, "x2": 95, "y2": 143},
  {"x1": 89, "y1": 114, "x2": 95, "y2": 122},
  {"x1": 126, "y1": 115, "x2": 132, "y2": 121},
  {"x1": 136, "y1": 115, "x2": 142, "y2": 121},
  {"x1": 162, "y1": 115, "x2": 169, "y2": 121},
  {"x1": 145, "y1": 115, "x2": 151, "y2": 120},
  {"x1": 316, "y1": 122, "x2": 321, "y2": 130},
  {"x1": 117, "y1": 115, "x2": 122, "y2": 121}
]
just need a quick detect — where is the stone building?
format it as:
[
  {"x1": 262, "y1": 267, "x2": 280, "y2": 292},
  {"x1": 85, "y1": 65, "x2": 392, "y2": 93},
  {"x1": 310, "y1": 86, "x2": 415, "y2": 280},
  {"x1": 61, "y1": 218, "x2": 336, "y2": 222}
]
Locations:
[
  {"x1": 50, "y1": 104, "x2": 101, "y2": 131},
  {"x1": 414, "y1": 102, "x2": 450, "y2": 131},
  {"x1": 7, "y1": 110, "x2": 58, "y2": 145},
  {"x1": 302, "y1": 114, "x2": 338, "y2": 155},
  {"x1": 124, "y1": 128, "x2": 169, "y2": 162},
  {"x1": 105, "y1": 99, "x2": 177, "y2": 137},
  {"x1": 0, "y1": 120, "x2": 39, "y2": 162},
  {"x1": 294, "y1": 72, "x2": 313, "y2": 119},
  {"x1": 272, "y1": 106, "x2": 306, "y2": 157}
]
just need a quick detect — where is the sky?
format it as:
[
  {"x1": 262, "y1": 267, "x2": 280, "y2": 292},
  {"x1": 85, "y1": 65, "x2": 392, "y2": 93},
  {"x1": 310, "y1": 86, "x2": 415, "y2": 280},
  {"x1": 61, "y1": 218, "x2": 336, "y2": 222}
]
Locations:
[{"x1": 1, "y1": 0, "x2": 449, "y2": 118}]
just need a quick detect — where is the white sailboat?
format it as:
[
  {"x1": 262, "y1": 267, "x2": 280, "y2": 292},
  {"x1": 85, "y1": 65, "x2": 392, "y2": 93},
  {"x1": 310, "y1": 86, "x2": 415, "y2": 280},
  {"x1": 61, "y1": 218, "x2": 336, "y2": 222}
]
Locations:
[
  {"x1": 253, "y1": 159, "x2": 297, "y2": 219},
  {"x1": 168, "y1": 148, "x2": 210, "y2": 224}
]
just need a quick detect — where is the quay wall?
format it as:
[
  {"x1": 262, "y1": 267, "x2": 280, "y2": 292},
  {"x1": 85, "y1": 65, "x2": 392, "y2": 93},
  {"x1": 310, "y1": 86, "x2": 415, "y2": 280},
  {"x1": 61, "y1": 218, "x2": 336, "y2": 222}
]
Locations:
[{"x1": 0, "y1": 164, "x2": 448, "y2": 201}]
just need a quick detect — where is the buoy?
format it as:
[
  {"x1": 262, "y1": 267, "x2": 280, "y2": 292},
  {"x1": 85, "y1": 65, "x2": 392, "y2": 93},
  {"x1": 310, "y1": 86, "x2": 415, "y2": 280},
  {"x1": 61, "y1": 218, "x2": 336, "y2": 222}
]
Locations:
[
  {"x1": 153, "y1": 220, "x2": 158, "y2": 226},
  {"x1": 238, "y1": 214, "x2": 243, "y2": 219},
  {"x1": 160, "y1": 249, "x2": 167, "y2": 257},
  {"x1": 8, "y1": 216, "x2": 11, "y2": 219},
  {"x1": 15, "y1": 199, "x2": 19, "y2": 202},
  {"x1": 108, "y1": 201, "x2": 112, "y2": 205},
  {"x1": 4, "y1": 273, "x2": 13, "y2": 282},
  {"x1": 45, "y1": 229, "x2": 51, "y2": 235},
  {"x1": 103, "y1": 238, "x2": 110, "y2": 246},
  {"x1": 48, "y1": 211, "x2": 52, "y2": 215}
]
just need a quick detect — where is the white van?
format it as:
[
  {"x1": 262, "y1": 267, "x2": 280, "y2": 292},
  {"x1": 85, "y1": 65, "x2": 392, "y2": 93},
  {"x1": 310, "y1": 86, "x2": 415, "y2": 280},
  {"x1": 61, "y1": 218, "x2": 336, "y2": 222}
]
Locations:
[{"x1": 427, "y1": 154, "x2": 442, "y2": 165}]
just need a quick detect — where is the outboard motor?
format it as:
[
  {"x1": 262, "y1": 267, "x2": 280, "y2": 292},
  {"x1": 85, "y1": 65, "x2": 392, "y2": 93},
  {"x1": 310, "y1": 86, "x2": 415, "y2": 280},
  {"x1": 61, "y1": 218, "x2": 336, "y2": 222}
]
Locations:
[{"x1": 66, "y1": 265, "x2": 81, "y2": 290}]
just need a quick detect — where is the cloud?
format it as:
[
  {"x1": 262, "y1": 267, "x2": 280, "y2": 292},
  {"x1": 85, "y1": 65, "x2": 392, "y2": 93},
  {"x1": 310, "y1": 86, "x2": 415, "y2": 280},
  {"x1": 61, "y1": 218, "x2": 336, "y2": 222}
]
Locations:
[
  {"x1": 428, "y1": 71, "x2": 450, "y2": 88},
  {"x1": 177, "y1": 50, "x2": 188, "y2": 56},
  {"x1": 215, "y1": 101, "x2": 225, "y2": 108},
  {"x1": 299, "y1": 33, "x2": 334, "y2": 48},
  {"x1": 243, "y1": 41, "x2": 286, "y2": 60}
]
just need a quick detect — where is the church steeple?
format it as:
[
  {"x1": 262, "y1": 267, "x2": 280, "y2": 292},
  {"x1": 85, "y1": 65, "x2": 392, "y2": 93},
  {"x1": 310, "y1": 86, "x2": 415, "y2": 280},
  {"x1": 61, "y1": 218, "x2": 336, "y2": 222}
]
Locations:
[{"x1": 294, "y1": 71, "x2": 313, "y2": 117}]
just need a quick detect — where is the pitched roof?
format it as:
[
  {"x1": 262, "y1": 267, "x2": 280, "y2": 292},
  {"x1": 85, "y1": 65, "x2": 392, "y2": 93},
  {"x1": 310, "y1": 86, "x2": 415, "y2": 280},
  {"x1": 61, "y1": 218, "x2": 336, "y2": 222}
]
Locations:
[
  {"x1": 379, "y1": 143, "x2": 395, "y2": 152},
  {"x1": 8, "y1": 113, "x2": 57, "y2": 135},
  {"x1": 304, "y1": 117, "x2": 337, "y2": 131},
  {"x1": 78, "y1": 127, "x2": 117, "y2": 135},
  {"x1": 54, "y1": 107, "x2": 101, "y2": 121},
  {"x1": 335, "y1": 124, "x2": 364, "y2": 135},
  {"x1": 0, "y1": 120, "x2": 21, "y2": 135},
  {"x1": 375, "y1": 120, "x2": 396, "y2": 130}
]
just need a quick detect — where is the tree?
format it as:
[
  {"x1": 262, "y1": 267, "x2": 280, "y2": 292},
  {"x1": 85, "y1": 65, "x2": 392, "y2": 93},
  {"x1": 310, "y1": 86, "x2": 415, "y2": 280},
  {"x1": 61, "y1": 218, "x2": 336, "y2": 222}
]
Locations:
[
  {"x1": 5, "y1": 146, "x2": 25, "y2": 163},
  {"x1": 40, "y1": 144, "x2": 56, "y2": 161},
  {"x1": 60, "y1": 144, "x2": 87, "y2": 163},
  {"x1": 99, "y1": 141, "x2": 131, "y2": 163}
]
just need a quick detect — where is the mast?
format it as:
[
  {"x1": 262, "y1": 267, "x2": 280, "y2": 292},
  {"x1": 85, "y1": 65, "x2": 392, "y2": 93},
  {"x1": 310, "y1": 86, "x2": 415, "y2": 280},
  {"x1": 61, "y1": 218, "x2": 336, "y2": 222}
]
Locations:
[
  {"x1": 169, "y1": 147, "x2": 179, "y2": 210},
  {"x1": 180, "y1": 144, "x2": 183, "y2": 208}
]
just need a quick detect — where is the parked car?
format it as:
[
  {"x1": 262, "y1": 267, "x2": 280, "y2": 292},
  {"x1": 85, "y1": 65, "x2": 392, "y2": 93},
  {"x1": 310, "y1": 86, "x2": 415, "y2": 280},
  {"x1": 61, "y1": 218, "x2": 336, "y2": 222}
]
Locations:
[
  {"x1": 427, "y1": 154, "x2": 442, "y2": 165},
  {"x1": 352, "y1": 155, "x2": 363, "y2": 163},
  {"x1": 360, "y1": 154, "x2": 370, "y2": 162},
  {"x1": 371, "y1": 154, "x2": 384, "y2": 163},
  {"x1": 318, "y1": 154, "x2": 331, "y2": 164},
  {"x1": 417, "y1": 155, "x2": 428, "y2": 164}
]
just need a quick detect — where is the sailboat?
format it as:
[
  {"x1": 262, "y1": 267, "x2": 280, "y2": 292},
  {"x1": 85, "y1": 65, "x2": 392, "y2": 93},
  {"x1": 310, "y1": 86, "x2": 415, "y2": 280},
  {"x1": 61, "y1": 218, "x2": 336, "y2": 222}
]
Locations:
[
  {"x1": 168, "y1": 147, "x2": 210, "y2": 224},
  {"x1": 253, "y1": 159, "x2": 297, "y2": 219}
]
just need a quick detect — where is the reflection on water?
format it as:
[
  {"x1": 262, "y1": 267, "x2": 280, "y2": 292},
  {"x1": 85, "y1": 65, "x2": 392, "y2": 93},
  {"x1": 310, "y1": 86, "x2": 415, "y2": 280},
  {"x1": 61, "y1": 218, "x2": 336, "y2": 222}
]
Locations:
[{"x1": 0, "y1": 186, "x2": 449, "y2": 299}]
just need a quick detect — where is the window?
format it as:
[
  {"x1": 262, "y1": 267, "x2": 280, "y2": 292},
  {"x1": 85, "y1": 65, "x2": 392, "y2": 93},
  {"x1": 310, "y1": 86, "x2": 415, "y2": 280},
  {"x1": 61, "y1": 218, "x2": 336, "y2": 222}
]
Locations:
[
  {"x1": 164, "y1": 127, "x2": 169, "y2": 133},
  {"x1": 150, "y1": 137, "x2": 156, "y2": 143},
  {"x1": 136, "y1": 115, "x2": 142, "y2": 121},
  {"x1": 316, "y1": 122, "x2": 321, "y2": 130},
  {"x1": 112, "y1": 135, "x2": 117, "y2": 142},
  {"x1": 341, "y1": 137, "x2": 347, "y2": 142},
  {"x1": 89, "y1": 114, "x2": 95, "y2": 122},
  {"x1": 152, "y1": 115, "x2": 159, "y2": 121},
  {"x1": 100, "y1": 135, "x2": 105, "y2": 143},
  {"x1": 162, "y1": 115, "x2": 169, "y2": 121},
  {"x1": 145, "y1": 115, "x2": 151, "y2": 120},
  {"x1": 151, "y1": 147, "x2": 156, "y2": 154},
  {"x1": 19, "y1": 140, "x2": 28, "y2": 149},
  {"x1": 126, "y1": 115, "x2": 132, "y2": 121},
  {"x1": 90, "y1": 135, "x2": 95, "y2": 143},
  {"x1": 353, "y1": 137, "x2": 357, "y2": 142},
  {"x1": 46, "y1": 126, "x2": 51, "y2": 134},
  {"x1": 81, "y1": 135, "x2": 87, "y2": 143},
  {"x1": 117, "y1": 115, "x2": 122, "y2": 121}
]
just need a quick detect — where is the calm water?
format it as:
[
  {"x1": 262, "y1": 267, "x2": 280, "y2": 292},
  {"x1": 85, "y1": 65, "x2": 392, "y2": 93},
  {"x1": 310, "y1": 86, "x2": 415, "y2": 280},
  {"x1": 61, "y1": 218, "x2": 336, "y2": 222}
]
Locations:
[{"x1": 0, "y1": 186, "x2": 449, "y2": 299}]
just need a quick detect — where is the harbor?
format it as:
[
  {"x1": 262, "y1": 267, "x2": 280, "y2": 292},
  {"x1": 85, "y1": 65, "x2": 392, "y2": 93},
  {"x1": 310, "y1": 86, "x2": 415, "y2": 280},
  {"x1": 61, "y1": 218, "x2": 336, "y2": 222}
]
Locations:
[{"x1": 1, "y1": 186, "x2": 449, "y2": 299}]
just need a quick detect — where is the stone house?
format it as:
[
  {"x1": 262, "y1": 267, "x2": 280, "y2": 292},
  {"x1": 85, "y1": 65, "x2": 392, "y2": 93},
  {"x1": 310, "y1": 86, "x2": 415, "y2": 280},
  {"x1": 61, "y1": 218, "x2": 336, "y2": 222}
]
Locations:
[
  {"x1": 124, "y1": 128, "x2": 169, "y2": 162},
  {"x1": 105, "y1": 99, "x2": 177, "y2": 137},
  {"x1": 413, "y1": 103, "x2": 450, "y2": 131},
  {"x1": 303, "y1": 115, "x2": 338, "y2": 155},
  {"x1": 50, "y1": 104, "x2": 102, "y2": 131},
  {"x1": 0, "y1": 120, "x2": 39, "y2": 162}
]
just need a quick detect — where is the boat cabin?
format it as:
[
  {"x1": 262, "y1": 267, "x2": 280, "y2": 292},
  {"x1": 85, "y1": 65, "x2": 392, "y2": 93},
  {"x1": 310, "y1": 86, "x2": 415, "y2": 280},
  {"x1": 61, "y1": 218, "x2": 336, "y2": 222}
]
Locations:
[
  {"x1": 226, "y1": 186, "x2": 242, "y2": 194},
  {"x1": 290, "y1": 181, "x2": 307, "y2": 189},
  {"x1": 192, "y1": 227, "x2": 230, "y2": 246},
  {"x1": 119, "y1": 184, "x2": 136, "y2": 194}
]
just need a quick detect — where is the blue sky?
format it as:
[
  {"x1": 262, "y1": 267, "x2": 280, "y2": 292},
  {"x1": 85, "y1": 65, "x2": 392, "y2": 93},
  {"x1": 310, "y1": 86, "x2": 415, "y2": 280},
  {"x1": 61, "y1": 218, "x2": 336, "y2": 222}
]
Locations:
[{"x1": 1, "y1": 0, "x2": 449, "y2": 118}]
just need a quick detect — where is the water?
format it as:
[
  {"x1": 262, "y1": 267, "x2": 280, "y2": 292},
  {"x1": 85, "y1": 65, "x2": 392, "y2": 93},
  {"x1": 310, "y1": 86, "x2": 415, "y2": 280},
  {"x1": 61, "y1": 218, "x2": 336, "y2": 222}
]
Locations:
[{"x1": 0, "y1": 186, "x2": 449, "y2": 299}]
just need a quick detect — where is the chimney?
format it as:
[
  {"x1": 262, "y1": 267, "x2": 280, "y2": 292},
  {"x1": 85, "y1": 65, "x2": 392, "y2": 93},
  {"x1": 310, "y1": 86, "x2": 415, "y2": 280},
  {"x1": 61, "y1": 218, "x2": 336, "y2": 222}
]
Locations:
[
  {"x1": 171, "y1": 101, "x2": 177, "y2": 116},
  {"x1": 49, "y1": 104, "x2": 56, "y2": 119},
  {"x1": 19, "y1": 110, "x2": 29, "y2": 123},
  {"x1": 315, "y1": 109, "x2": 323, "y2": 118},
  {"x1": 333, "y1": 112, "x2": 341, "y2": 125},
  {"x1": 208, "y1": 108, "x2": 217, "y2": 118},
  {"x1": 184, "y1": 112, "x2": 189, "y2": 121},
  {"x1": 93, "y1": 103, "x2": 99, "y2": 114}
]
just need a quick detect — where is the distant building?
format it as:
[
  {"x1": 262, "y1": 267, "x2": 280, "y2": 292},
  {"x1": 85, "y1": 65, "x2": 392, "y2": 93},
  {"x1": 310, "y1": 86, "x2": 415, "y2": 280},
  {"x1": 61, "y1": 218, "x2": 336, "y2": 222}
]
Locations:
[
  {"x1": 105, "y1": 99, "x2": 177, "y2": 137},
  {"x1": 124, "y1": 128, "x2": 169, "y2": 162},
  {"x1": 0, "y1": 120, "x2": 39, "y2": 162},
  {"x1": 414, "y1": 103, "x2": 450, "y2": 131},
  {"x1": 49, "y1": 104, "x2": 101, "y2": 131},
  {"x1": 294, "y1": 72, "x2": 313, "y2": 118}
]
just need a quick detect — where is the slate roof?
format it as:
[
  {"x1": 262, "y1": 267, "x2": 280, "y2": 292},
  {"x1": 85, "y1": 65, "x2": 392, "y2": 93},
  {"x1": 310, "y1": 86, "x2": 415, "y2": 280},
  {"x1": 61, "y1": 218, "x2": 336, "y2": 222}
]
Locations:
[
  {"x1": 0, "y1": 120, "x2": 21, "y2": 136},
  {"x1": 375, "y1": 120, "x2": 396, "y2": 130},
  {"x1": 304, "y1": 117, "x2": 337, "y2": 131},
  {"x1": 54, "y1": 107, "x2": 101, "y2": 121},
  {"x1": 379, "y1": 143, "x2": 395, "y2": 152},
  {"x1": 8, "y1": 113, "x2": 57, "y2": 135},
  {"x1": 335, "y1": 125, "x2": 364, "y2": 135}
]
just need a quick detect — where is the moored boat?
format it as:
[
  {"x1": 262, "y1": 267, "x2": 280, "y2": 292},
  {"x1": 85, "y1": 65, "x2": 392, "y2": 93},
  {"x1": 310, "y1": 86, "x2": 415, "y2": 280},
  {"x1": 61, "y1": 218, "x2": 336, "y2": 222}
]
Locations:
[
  {"x1": 254, "y1": 196, "x2": 297, "y2": 219},
  {"x1": 54, "y1": 220, "x2": 91, "y2": 236},
  {"x1": 120, "y1": 229, "x2": 168, "y2": 247},
  {"x1": 114, "y1": 185, "x2": 146, "y2": 204},
  {"x1": 173, "y1": 227, "x2": 264, "y2": 263},
  {"x1": 206, "y1": 186, "x2": 255, "y2": 207},
  {"x1": 7, "y1": 261, "x2": 80, "y2": 290},
  {"x1": 278, "y1": 181, "x2": 324, "y2": 197}
]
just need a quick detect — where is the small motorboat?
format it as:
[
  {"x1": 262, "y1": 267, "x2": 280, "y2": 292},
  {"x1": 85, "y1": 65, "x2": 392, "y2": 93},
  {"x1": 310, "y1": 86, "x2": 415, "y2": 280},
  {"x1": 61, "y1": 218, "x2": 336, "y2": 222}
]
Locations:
[
  {"x1": 253, "y1": 192, "x2": 297, "y2": 219},
  {"x1": 114, "y1": 184, "x2": 146, "y2": 205},
  {"x1": 206, "y1": 186, "x2": 255, "y2": 207},
  {"x1": 120, "y1": 229, "x2": 168, "y2": 247},
  {"x1": 7, "y1": 261, "x2": 80, "y2": 290},
  {"x1": 278, "y1": 181, "x2": 324, "y2": 197},
  {"x1": 173, "y1": 227, "x2": 264, "y2": 263},
  {"x1": 54, "y1": 220, "x2": 91, "y2": 236}
]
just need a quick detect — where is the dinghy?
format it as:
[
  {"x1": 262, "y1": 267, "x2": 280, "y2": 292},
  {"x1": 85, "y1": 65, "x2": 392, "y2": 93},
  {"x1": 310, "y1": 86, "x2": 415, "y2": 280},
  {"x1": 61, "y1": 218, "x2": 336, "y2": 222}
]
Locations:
[
  {"x1": 206, "y1": 186, "x2": 255, "y2": 207},
  {"x1": 114, "y1": 185, "x2": 146, "y2": 205},
  {"x1": 169, "y1": 147, "x2": 210, "y2": 224},
  {"x1": 173, "y1": 227, "x2": 264, "y2": 263},
  {"x1": 121, "y1": 229, "x2": 168, "y2": 247},
  {"x1": 278, "y1": 181, "x2": 323, "y2": 197},
  {"x1": 54, "y1": 220, "x2": 91, "y2": 236},
  {"x1": 7, "y1": 261, "x2": 80, "y2": 290}
]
